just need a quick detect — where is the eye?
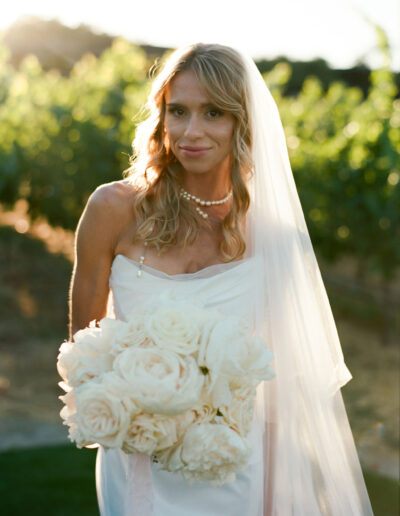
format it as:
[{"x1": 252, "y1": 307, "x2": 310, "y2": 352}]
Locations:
[
  {"x1": 168, "y1": 107, "x2": 185, "y2": 117},
  {"x1": 206, "y1": 108, "x2": 223, "y2": 119}
]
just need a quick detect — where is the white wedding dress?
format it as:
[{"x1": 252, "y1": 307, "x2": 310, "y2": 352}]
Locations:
[{"x1": 96, "y1": 253, "x2": 265, "y2": 516}]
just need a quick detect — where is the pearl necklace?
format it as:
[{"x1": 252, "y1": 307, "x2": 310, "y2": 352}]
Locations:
[{"x1": 179, "y1": 187, "x2": 233, "y2": 219}]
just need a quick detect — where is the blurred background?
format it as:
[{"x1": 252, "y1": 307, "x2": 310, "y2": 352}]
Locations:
[{"x1": 0, "y1": 1, "x2": 399, "y2": 514}]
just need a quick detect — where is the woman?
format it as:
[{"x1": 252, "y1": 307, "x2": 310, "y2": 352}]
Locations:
[{"x1": 69, "y1": 43, "x2": 373, "y2": 515}]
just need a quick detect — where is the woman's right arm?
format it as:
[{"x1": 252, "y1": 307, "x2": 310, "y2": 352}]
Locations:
[{"x1": 68, "y1": 183, "x2": 126, "y2": 340}]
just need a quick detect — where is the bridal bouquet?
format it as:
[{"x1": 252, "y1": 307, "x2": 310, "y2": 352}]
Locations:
[{"x1": 57, "y1": 290, "x2": 275, "y2": 486}]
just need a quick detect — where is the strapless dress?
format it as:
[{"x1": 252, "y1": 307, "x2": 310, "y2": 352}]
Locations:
[{"x1": 95, "y1": 254, "x2": 265, "y2": 516}]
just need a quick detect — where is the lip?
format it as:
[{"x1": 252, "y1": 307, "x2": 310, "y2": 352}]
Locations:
[{"x1": 179, "y1": 145, "x2": 211, "y2": 157}]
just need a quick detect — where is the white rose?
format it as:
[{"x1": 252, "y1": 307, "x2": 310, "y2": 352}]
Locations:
[
  {"x1": 245, "y1": 336, "x2": 275, "y2": 380},
  {"x1": 96, "y1": 317, "x2": 124, "y2": 344},
  {"x1": 114, "y1": 347, "x2": 203, "y2": 415},
  {"x1": 190, "y1": 402, "x2": 216, "y2": 425},
  {"x1": 59, "y1": 387, "x2": 76, "y2": 421},
  {"x1": 207, "y1": 375, "x2": 233, "y2": 407},
  {"x1": 75, "y1": 317, "x2": 119, "y2": 352},
  {"x1": 101, "y1": 371, "x2": 141, "y2": 415},
  {"x1": 122, "y1": 413, "x2": 178, "y2": 455},
  {"x1": 217, "y1": 394, "x2": 255, "y2": 437},
  {"x1": 109, "y1": 317, "x2": 149, "y2": 356},
  {"x1": 166, "y1": 424, "x2": 251, "y2": 486},
  {"x1": 200, "y1": 318, "x2": 275, "y2": 389},
  {"x1": 174, "y1": 410, "x2": 197, "y2": 437},
  {"x1": 143, "y1": 292, "x2": 203, "y2": 355},
  {"x1": 59, "y1": 389, "x2": 89, "y2": 447},
  {"x1": 153, "y1": 408, "x2": 200, "y2": 468},
  {"x1": 229, "y1": 376, "x2": 258, "y2": 398},
  {"x1": 169, "y1": 402, "x2": 216, "y2": 439},
  {"x1": 56, "y1": 319, "x2": 116, "y2": 387},
  {"x1": 74, "y1": 378, "x2": 132, "y2": 449}
]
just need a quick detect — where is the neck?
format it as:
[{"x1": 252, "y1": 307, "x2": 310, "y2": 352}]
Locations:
[{"x1": 180, "y1": 157, "x2": 232, "y2": 201}]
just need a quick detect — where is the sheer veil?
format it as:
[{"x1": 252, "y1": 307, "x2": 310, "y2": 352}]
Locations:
[
  {"x1": 103, "y1": 45, "x2": 374, "y2": 515},
  {"x1": 241, "y1": 49, "x2": 373, "y2": 514}
]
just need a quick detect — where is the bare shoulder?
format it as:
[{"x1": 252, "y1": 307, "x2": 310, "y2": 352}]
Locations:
[
  {"x1": 88, "y1": 179, "x2": 137, "y2": 216},
  {"x1": 76, "y1": 179, "x2": 138, "y2": 256}
]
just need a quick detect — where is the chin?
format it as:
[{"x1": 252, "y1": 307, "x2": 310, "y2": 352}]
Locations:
[
  {"x1": 180, "y1": 157, "x2": 229, "y2": 176},
  {"x1": 182, "y1": 167, "x2": 214, "y2": 175},
  {"x1": 178, "y1": 161, "x2": 214, "y2": 175}
]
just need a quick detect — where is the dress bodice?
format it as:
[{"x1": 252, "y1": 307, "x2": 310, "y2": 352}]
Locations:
[{"x1": 108, "y1": 253, "x2": 258, "y2": 328}]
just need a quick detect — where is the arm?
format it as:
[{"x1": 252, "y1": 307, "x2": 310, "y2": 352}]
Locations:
[{"x1": 68, "y1": 183, "x2": 125, "y2": 340}]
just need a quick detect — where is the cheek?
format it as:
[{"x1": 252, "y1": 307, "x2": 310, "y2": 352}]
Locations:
[
  {"x1": 164, "y1": 120, "x2": 182, "y2": 143},
  {"x1": 216, "y1": 122, "x2": 234, "y2": 147}
]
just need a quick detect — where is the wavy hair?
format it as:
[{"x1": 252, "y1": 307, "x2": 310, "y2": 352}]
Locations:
[{"x1": 123, "y1": 43, "x2": 253, "y2": 261}]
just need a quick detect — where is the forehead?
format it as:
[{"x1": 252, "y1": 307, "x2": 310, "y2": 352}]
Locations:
[{"x1": 165, "y1": 70, "x2": 211, "y2": 105}]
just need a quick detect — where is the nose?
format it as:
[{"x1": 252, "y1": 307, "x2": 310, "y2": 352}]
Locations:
[{"x1": 184, "y1": 114, "x2": 204, "y2": 139}]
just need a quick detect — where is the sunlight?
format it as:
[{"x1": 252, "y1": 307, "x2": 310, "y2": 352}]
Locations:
[
  {"x1": 0, "y1": 202, "x2": 75, "y2": 262},
  {"x1": 1, "y1": 0, "x2": 399, "y2": 69}
]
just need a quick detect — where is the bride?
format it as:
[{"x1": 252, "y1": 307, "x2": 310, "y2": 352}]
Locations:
[{"x1": 68, "y1": 43, "x2": 373, "y2": 515}]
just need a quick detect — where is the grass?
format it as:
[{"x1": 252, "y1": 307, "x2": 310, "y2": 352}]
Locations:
[
  {"x1": 363, "y1": 470, "x2": 400, "y2": 516},
  {"x1": 0, "y1": 445, "x2": 98, "y2": 515},
  {"x1": 0, "y1": 445, "x2": 398, "y2": 516}
]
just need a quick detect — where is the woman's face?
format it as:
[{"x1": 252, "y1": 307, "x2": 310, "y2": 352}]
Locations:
[{"x1": 163, "y1": 70, "x2": 235, "y2": 176}]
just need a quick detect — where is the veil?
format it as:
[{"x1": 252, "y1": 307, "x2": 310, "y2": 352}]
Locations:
[
  {"x1": 241, "y1": 50, "x2": 374, "y2": 515},
  {"x1": 102, "y1": 46, "x2": 374, "y2": 515}
]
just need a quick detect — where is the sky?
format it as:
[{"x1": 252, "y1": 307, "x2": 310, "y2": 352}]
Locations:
[{"x1": 1, "y1": 0, "x2": 399, "y2": 70}]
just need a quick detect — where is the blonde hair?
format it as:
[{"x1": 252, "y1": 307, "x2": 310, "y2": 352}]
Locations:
[{"x1": 123, "y1": 43, "x2": 253, "y2": 261}]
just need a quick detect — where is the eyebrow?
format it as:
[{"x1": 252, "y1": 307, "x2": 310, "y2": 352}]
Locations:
[{"x1": 166, "y1": 102, "x2": 216, "y2": 108}]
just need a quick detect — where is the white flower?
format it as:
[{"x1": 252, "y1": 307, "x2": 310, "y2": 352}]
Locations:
[
  {"x1": 200, "y1": 318, "x2": 275, "y2": 390},
  {"x1": 166, "y1": 424, "x2": 251, "y2": 486},
  {"x1": 74, "y1": 378, "x2": 132, "y2": 449},
  {"x1": 56, "y1": 291, "x2": 275, "y2": 486},
  {"x1": 109, "y1": 317, "x2": 148, "y2": 356},
  {"x1": 246, "y1": 336, "x2": 275, "y2": 380},
  {"x1": 101, "y1": 371, "x2": 141, "y2": 415},
  {"x1": 190, "y1": 402, "x2": 216, "y2": 425},
  {"x1": 169, "y1": 402, "x2": 216, "y2": 439},
  {"x1": 143, "y1": 291, "x2": 203, "y2": 355},
  {"x1": 174, "y1": 410, "x2": 197, "y2": 438},
  {"x1": 113, "y1": 347, "x2": 203, "y2": 415},
  {"x1": 56, "y1": 319, "x2": 116, "y2": 387},
  {"x1": 229, "y1": 376, "x2": 258, "y2": 398},
  {"x1": 59, "y1": 387, "x2": 76, "y2": 421},
  {"x1": 207, "y1": 375, "x2": 233, "y2": 407},
  {"x1": 96, "y1": 317, "x2": 125, "y2": 343},
  {"x1": 217, "y1": 394, "x2": 255, "y2": 437},
  {"x1": 59, "y1": 389, "x2": 89, "y2": 447},
  {"x1": 153, "y1": 408, "x2": 201, "y2": 467},
  {"x1": 122, "y1": 413, "x2": 178, "y2": 455}
]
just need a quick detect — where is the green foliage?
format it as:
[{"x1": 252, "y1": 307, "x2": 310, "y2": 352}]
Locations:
[
  {"x1": 0, "y1": 32, "x2": 398, "y2": 279},
  {"x1": 266, "y1": 28, "x2": 399, "y2": 281},
  {"x1": 0, "y1": 38, "x2": 150, "y2": 229}
]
